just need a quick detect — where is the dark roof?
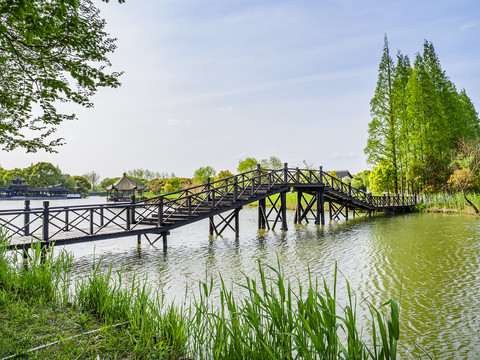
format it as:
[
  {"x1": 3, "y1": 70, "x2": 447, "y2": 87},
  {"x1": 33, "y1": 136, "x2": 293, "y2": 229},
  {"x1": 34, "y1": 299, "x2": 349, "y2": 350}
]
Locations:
[
  {"x1": 334, "y1": 170, "x2": 353, "y2": 179},
  {"x1": 9, "y1": 177, "x2": 27, "y2": 184},
  {"x1": 104, "y1": 173, "x2": 145, "y2": 191}
]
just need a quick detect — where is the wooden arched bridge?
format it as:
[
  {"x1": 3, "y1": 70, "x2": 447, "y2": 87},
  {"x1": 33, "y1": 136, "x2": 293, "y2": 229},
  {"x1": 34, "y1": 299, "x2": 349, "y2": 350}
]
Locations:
[{"x1": 2, "y1": 164, "x2": 417, "y2": 251}]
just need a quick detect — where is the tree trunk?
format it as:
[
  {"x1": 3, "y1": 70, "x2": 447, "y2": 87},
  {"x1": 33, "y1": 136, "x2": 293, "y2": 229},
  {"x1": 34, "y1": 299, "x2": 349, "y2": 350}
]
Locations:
[{"x1": 462, "y1": 190, "x2": 479, "y2": 214}]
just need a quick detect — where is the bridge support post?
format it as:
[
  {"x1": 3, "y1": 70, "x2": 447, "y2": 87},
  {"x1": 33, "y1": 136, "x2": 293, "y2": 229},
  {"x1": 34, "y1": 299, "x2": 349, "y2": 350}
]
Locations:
[
  {"x1": 294, "y1": 191, "x2": 303, "y2": 224},
  {"x1": 137, "y1": 234, "x2": 141, "y2": 247},
  {"x1": 345, "y1": 203, "x2": 349, "y2": 221},
  {"x1": 258, "y1": 198, "x2": 267, "y2": 229},
  {"x1": 162, "y1": 233, "x2": 168, "y2": 249},
  {"x1": 280, "y1": 191, "x2": 288, "y2": 230},
  {"x1": 329, "y1": 201, "x2": 332, "y2": 221},
  {"x1": 209, "y1": 216, "x2": 214, "y2": 236},
  {"x1": 209, "y1": 208, "x2": 242, "y2": 237},
  {"x1": 235, "y1": 208, "x2": 240, "y2": 237},
  {"x1": 316, "y1": 190, "x2": 325, "y2": 225}
]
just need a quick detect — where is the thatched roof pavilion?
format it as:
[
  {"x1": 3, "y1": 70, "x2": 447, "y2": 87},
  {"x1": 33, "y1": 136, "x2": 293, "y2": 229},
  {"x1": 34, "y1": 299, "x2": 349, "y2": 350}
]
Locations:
[{"x1": 105, "y1": 173, "x2": 145, "y2": 202}]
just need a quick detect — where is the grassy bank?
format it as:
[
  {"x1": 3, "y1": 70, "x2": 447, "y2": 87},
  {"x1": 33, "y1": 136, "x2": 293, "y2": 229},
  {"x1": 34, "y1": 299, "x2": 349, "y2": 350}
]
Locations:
[
  {"x1": 1, "y1": 233, "x2": 403, "y2": 359},
  {"x1": 422, "y1": 192, "x2": 480, "y2": 215}
]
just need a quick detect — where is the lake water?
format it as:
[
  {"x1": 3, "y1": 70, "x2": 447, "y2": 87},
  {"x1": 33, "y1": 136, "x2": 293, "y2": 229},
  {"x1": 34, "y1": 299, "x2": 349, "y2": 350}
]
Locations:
[{"x1": 3, "y1": 197, "x2": 480, "y2": 358}]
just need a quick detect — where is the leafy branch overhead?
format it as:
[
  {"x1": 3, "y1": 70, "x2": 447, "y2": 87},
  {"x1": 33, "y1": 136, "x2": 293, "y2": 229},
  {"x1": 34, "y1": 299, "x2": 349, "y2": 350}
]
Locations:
[{"x1": 0, "y1": 0, "x2": 122, "y2": 152}]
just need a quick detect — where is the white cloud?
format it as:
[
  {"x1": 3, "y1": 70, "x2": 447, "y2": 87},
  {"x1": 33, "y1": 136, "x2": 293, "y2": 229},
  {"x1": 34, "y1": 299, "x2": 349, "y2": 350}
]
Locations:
[{"x1": 460, "y1": 21, "x2": 479, "y2": 31}]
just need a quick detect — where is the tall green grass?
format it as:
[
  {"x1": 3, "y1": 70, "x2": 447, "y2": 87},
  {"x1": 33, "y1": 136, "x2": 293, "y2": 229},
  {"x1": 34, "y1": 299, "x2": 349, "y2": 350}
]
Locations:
[
  {"x1": 1, "y1": 230, "x2": 402, "y2": 359},
  {"x1": 188, "y1": 259, "x2": 399, "y2": 359},
  {"x1": 424, "y1": 192, "x2": 480, "y2": 213}
]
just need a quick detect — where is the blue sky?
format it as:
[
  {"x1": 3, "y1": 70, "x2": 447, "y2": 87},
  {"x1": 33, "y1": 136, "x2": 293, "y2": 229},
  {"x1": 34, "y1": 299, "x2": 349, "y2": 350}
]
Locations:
[{"x1": 3, "y1": 0, "x2": 480, "y2": 179}]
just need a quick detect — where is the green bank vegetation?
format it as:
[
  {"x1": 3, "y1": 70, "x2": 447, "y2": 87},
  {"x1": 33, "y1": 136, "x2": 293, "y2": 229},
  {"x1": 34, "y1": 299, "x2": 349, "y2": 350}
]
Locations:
[{"x1": 0, "y1": 232, "x2": 406, "y2": 359}]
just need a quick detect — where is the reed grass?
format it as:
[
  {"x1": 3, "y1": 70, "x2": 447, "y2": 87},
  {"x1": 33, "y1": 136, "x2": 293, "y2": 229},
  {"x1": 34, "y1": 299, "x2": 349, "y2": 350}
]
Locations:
[
  {"x1": 1, "y1": 230, "x2": 403, "y2": 359},
  {"x1": 423, "y1": 192, "x2": 480, "y2": 214}
]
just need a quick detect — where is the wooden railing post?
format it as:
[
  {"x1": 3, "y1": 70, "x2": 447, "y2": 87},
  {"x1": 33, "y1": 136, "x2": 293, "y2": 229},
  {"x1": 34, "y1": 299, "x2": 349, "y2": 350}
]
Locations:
[
  {"x1": 256, "y1": 164, "x2": 261, "y2": 188},
  {"x1": 126, "y1": 206, "x2": 131, "y2": 230},
  {"x1": 24, "y1": 200, "x2": 30, "y2": 236},
  {"x1": 233, "y1": 176, "x2": 238, "y2": 202},
  {"x1": 319, "y1": 166, "x2": 323, "y2": 185},
  {"x1": 157, "y1": 196, "x2": 164, "y2": 226},
  {"x1": 295, "y1": 167, "x2": 299, "y2": 183},
  {"x1": 130, "y1": 195, "x2": 136, "y2": 224},
  {"x1": 65, "y1": 207, "x2": 69, "y2": 231},
  {"x1": 90, "y1": 208, "x2": 94, "y2": 235},
  {"x1": 42, "y1": 201, "x2": 49, "y2": 241},
  {"x1": 268, "y1": 172, "x2": 272, "y2": 190},
  {"x1": 284, "y1": 163, "x2": 288, "y2": 184},
  {"x1": 188, "y1": 197, "x2": 192, "y2": 215},
  {"x1": 100, "y1": 207, "x2": 104, "y2": 227},
  {"x1": 349, "y1": 183, "x2": 352, "y2": 196}
]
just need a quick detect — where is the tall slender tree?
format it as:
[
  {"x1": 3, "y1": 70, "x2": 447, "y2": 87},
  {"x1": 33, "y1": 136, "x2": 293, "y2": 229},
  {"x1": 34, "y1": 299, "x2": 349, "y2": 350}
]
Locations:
[{"x1": 365, "y1": 35, "x2": 399, "y2": 192}]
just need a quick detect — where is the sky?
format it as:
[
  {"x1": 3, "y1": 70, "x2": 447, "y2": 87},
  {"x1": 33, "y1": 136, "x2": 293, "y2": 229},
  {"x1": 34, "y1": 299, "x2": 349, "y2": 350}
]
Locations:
[{"x1": 2, "y1": 0, "x2": 480, "y2": 179}]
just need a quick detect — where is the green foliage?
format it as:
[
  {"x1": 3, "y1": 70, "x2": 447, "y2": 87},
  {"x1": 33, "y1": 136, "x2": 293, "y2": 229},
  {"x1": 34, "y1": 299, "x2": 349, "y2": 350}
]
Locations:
[
  {"x1": 73, "y1": 175, "x2": 91, "y2": 196},
  {"x1": 215, "y1": 170, "x2": 234, "y2": 181},
  {"x1": 82, "y1": 171, "x2": 101, "y2": 191},
  {"x1": 127, "y1": 168, "x2": 165, "y2": 181},
  {"x1": 447, "y1": 140, "x2": 480, "y2": 213},
  {"x1": 100, "y1": 177, "x2": 119, "y2": 189},
  {"x1": 369, "y1": 160, "x2": 396, "y2": 194},
  {"x1": 59, "y1": 174, "x2": 77, "y2": 192},
  {"x1": 237, "y1": 157, "x2": 258, "y2": 173},
  {"x1": 164, "y1": 178, "x2": 181, "y2": 193},
  {"x1": 28, "y1": 162, "x2": 61, "y2": 187},
  {"x1": 260, "y1": 156, "x2": 283, "y2": 169},
  {"x1": 0, "y1": 0, "x2": 122, "y2": 152},
  {"x1": 365, "y1": 37, "x2": 480, "y2": 194},
  {"x1": 352, "y1": 170, "x2": 371, "y2": 191},
  {"x1": 193, "y1": 166, "x2": 216, "y2": 184},
  {"x1": 148, "y1": 178, "x2": 167, "y2": 195},
  {"x1": 3, "y1": 168, "x2": 25, "y2": 183}
]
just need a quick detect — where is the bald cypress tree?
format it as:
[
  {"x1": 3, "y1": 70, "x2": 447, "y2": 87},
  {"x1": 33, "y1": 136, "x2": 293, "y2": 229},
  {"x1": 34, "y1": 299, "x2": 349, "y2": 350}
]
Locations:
[{"x1": 365, "y1": 35, "x2": 399, "y2": 193}]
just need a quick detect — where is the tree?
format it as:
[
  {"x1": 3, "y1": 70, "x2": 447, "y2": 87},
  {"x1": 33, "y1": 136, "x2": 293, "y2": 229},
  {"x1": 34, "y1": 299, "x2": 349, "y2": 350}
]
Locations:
[
  {"x1": 448, "y1": 140, "x2": 480, "y2": 213},
  {"x1": 60, "y1": 174, "x2": 76, "y2": 192},
  {"x1": 237, "y1": 158, "x2": 257, "y2": 173},
  {"x1": 148, "y1": 178, "x2": 166, "y2": 195},
  {"x1": 193, "y1": 166, "x2": 216, "y2": 184},
  {"x1": 260, "y1": 156, "x2": 282, "y2": 170},
  {"x1": 73, "y1": 175, "x2": 91, "y2": 196},
  {"x1": 83, "y1": 171, "x2": 101, "y2": 190},
  {"x1": 3, "y1": 168, "x2": 25, "y2": 183},
  {"x1": 365, "y1": 35, "x2": 399, "y2": 193},
  {"x1": 28, "y1": 162, "x2": 61, "y2": 187},
  {"x1": 215, "y1": 170, "x2": 234, "y2": 183},
  {"x1": 0, "y1": 0, "x2": 122, "y2": 152},
  {"x1": 127, "y1": 168, "x2": 163, "y2": 181},
  {"x1": 100, "y1": 177, "x2": 119, "y2": 189},
  {"x1": 351, "y1": 170, "x2": 370, "y2": 192},
  {"x1": 369, "y1": 160, "x2": 396, "y2": 194},
  {"x1": 164, "y1": 178, "x2": 180, "y2": 193}
]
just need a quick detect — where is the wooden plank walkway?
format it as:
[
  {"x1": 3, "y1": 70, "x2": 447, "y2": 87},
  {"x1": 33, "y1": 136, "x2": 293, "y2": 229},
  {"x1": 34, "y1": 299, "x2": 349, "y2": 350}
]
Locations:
[{"x1": 2, "y1": 165, "x2": 417, "y2": 250}]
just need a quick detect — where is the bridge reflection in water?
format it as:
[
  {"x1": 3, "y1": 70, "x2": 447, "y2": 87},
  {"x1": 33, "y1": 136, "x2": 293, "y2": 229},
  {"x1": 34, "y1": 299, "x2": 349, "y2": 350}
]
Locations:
[{"x1": 1, "y1": 164, "x2": 417, "y2": 253}]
